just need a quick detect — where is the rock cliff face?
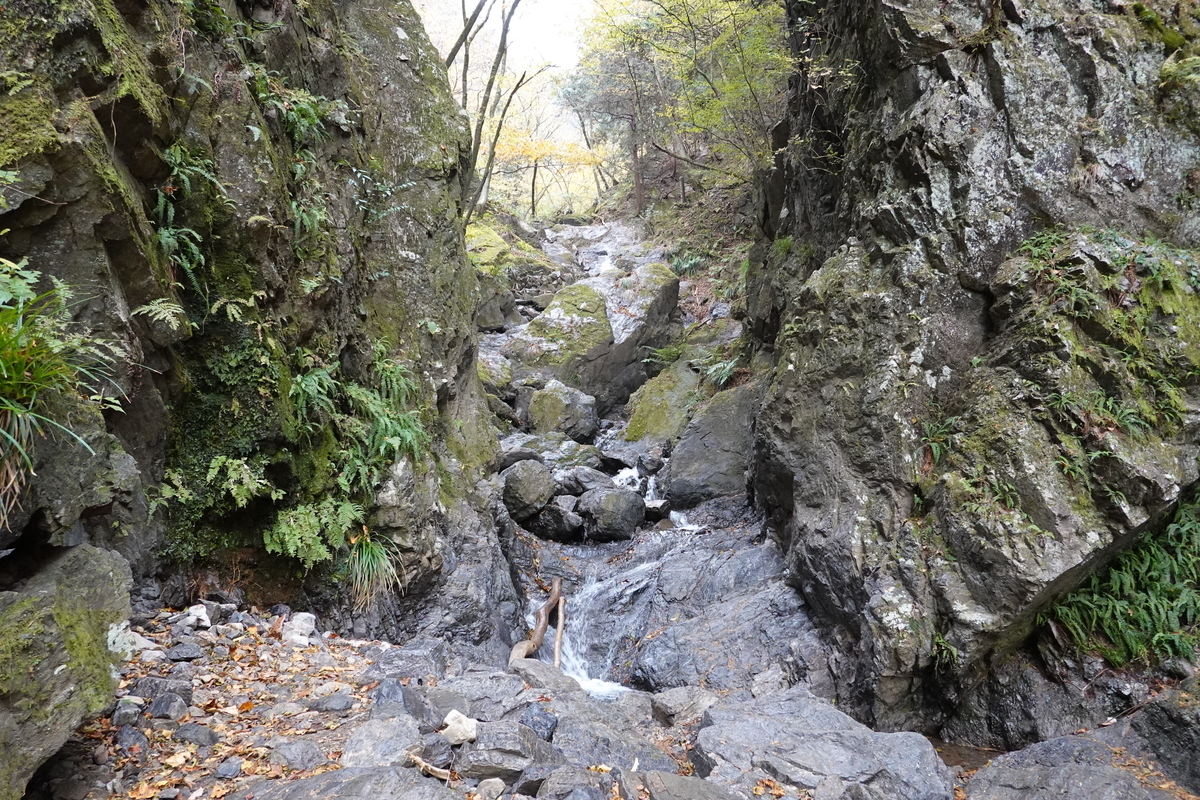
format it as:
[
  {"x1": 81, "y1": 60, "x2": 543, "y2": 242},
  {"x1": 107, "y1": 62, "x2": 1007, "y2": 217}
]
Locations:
[
  {"x1": 751, "y1": 0, "x2": 1200, "y2": 731},
  {"x1": 1, "y1": 0, "x2": 506, "y2": 791}
]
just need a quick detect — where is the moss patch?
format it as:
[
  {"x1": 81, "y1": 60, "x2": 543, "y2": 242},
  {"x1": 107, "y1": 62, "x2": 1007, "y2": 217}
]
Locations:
[{"x1": 506, "y1": 283, "x2": 613, "y2": 368}]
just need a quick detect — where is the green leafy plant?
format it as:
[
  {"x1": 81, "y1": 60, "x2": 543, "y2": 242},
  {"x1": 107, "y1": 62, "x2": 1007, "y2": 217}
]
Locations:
[
  {"x1": 133, "y1": 298, "x2": 192, "y2": 333},
  {"x1": 345, "y1": 162, "x2": 414, "y2": 225},
  {"x1": 181, "y1": 0, "x2": 235, "y2": 39},
  {"x1": 346, "y1": 529, "x2": 404, "y2": 611},
  {"x1": 932, "y1": 633, "x2": 959, "y2": 670},
  {"x1": 642, "y1": 344, "x2": 684, "y2": 366},
  {"x1": 1, "y1": 257, "x2": 120, "y2": 530},
  {"x1": 670, "y1": 253, "x2": 704, "y2": 275},
  {"x1": 204, "y1": 455, "x2": 282, "y2": 508},
  {"x1": 250, "y1": 66, "x2": 349, "y2": 147},
  {"x1": 265, "y1": 497, "x2": 365, "y2": 570},
  {"x1": 920, "y1": 415, "x2": 959, "y2": 466},
  {"x1": 153, "y1": 143, "x2": 230, "y2": 305},
  {"x1": 1044, "y1": 500, "x2": 1200, "y2": 665}
]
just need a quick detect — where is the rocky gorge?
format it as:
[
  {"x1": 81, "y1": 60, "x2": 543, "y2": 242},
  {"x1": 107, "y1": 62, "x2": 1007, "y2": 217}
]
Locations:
[{"x1": 3, "y1": 0, "x2": 1200, "y2": 799}]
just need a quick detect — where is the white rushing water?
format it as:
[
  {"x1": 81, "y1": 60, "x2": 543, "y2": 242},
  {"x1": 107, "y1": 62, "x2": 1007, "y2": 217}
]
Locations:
[{"x1": 533, "y1": 561, "x2": 664, "y2": 700}]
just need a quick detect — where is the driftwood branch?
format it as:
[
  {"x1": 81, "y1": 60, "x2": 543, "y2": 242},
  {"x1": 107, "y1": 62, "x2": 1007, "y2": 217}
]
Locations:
[
  {"x1": 508, "y1": 578, "x2": 562, "y2": 664},
  {"x1": 552, "y1": 595, "x2": 565, "y2": 668},
  {"x1": 408, "y1": 750, "x2": 452, "y2": 781}
]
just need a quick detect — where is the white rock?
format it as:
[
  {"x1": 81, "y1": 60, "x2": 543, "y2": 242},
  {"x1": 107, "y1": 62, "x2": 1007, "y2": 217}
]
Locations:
[
  {"x1": 107, "y1": 622, "x2": 162, "y2": 659},
  {"x1": 478, "y1": 778, "x2": 505, "y2": 800},
  {"x1": 282, "y1": 612, "x2": 316, "y2": 637},
  {"x1": 140, "y1": 650, "x2": 168, "y2": 663},
  {"x1": 183, "y1": 604, "x2": 212, "y2": 629},
  {"x1": 440, "y1": 709, "x2": 478, "y2": 745}
]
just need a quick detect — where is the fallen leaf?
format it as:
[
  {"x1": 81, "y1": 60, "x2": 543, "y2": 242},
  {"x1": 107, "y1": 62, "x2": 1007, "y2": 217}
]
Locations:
[{"x1": 128, "y1": 782, "x2": 159, "y2": 799}]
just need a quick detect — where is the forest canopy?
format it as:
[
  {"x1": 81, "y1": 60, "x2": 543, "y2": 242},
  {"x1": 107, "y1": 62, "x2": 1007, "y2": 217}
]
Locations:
[{"x1": 562, "y1": 0, "x2": 792, "y2": 213}]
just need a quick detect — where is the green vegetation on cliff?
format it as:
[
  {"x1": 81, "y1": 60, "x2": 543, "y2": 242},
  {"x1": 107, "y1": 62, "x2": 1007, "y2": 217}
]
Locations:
[
  {"x1": 1047, "y1": 498, "x2": 1200, "y2": 666},
  {"x1": 0, "y1": 258, "x2": 119, "y2": 532}
]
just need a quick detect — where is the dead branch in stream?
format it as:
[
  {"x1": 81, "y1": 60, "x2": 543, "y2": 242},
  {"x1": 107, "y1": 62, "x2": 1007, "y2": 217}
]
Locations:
[
  {"x1": 407, "y1": 750, "x2": 452, "y2": 781},
  {"x1": 553, "y1": 595, "x2": 565, "y2": 668},
  {"x1": 509, "y1": 577, "x2": 562, "y2": 664}
]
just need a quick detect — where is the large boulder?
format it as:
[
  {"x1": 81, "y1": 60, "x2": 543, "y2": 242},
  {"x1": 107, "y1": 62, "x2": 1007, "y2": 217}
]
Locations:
[
  {"x1": 525, "y1": 504, "x2": 586, "y2": 544},
  {"x1": 693, "y1": 686, "x2": 952, "y2": 800},
  {"x1": 501, "y1": 283, "x2": 614, "y2": 384},
  {"x1": 502, "y1": 433, "x2": 605, "y2": 471},
  {"x1": 520, "y1": 380, "x2": 599, "y2": 443},
  {"x1": 749, "y1": 0, "x2": 1200, "y2": 728},
  {"x1": 252, "y1": 766, "x2": 460, "y2": 800},
  {"x1": 340, "y1": 717, "x2": 423, "y2": 768},
  {"x1": 457, "y1": 721, "x2": 564, "y2": 781},
  {"x1": 576, "y1": 488, "x2": 645, "y2": 542},
  {"x1": 622, "y1": 357, "x2": 702, "y2": 446},
  {"x1": 502, "y1": 461, "x2": 558, "y2": 522},
  {"x1": 963, "y1": 734, "x2": 1176, "y2": 800},
  {"x1": 476, "y1": 272, "x2": 522, "y2": 332},
  {"x1": 478, "y1": 351, "x2": 516, "y2": 402},
  {"x1": 0, "y1": 545, "x2": 132, "y2": 800},
  {"x1": 554, "y1": 467, "x2": 615, "y2": 496},
  {"x1": 666, "y1": 384, "x2": 759, "y2": 509},
  {"x1": 502, "y1": 264, "x2": 680, "y2": 411}
]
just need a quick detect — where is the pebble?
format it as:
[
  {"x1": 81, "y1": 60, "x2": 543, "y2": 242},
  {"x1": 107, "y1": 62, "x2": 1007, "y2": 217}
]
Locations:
[
  {"x1": 111, "y1": 698, "x2": 142, "y2": 727},
  {"x1": 441, "y1": 709, "x2": 478, "y2": 745},
  {"x1": 308, "y1": 692, "x2": 354, "y2": 713},
  {"x1": 479, "y1": 778, "x2": 506, "y2": 800},
  {"x1": 166, "y1": 643, "x2": 205, "y2": 662},
  {"x1": 175, "y1": 722, "x2": 221, "y2": 746},
  {"x1": 215, "y1": 758, "x2": 243, "y2": 779},
  {"x1": 148, "y1": 693, "x2": 189, "y2": 721},
  {"x1": 115, "y1": 725, "x2": 150, "y2": 758}
]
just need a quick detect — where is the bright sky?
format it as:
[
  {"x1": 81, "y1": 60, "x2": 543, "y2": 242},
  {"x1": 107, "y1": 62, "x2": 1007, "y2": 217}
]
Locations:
[{"x1": 414, "y1": 0, "x2": 595, "y2": 72}]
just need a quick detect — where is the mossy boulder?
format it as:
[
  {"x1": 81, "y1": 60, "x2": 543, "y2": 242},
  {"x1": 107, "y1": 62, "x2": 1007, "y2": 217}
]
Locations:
[
  {"x1": 501, "y1": 264, "x2": 680, "y2": 412},
  {"x1": 624, "y1": 319, "x2": 743, "y2": 445},
  {"x1": 478, "y1": 351, "x2": 516, "y2": 401},
  {"x1": 625, "y1": 359, "x2": 701, "y2": 445},
  {"x1": 466, "y1": 216, "x2": 565, "y2": 297},
  {"x1": 502, "y1": 283, "x2": 614, "y2": 371},
  {"x1": 523, "y1": 380, "x2": 599, "y2": 443},
  {"x1": 0, "y1": 545, "x2": 131, "y2": 800}
]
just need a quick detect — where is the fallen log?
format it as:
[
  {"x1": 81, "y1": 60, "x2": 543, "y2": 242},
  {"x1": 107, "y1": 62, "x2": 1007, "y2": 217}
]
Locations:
[
  {"x1": 508, "y1": 577, "x2": 562, "y2": 664},
  {"x1": 553, "y1": 595, "x2": 565, "y2": 668}
]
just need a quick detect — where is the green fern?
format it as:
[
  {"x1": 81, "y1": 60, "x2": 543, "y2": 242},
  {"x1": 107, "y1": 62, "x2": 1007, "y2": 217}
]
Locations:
[
  {"x1": 132, "y1": 298, "x2": 191, "y2": 332},
  {"x1": 265, "y1": 497, "x2": 365, "y2": 570},
  {"x1": 290, "y1": 362, "x2": 339, "y2": 432},
  {"x1": 1045, "y1": 500, "x2": 1200, "y2": 665}
]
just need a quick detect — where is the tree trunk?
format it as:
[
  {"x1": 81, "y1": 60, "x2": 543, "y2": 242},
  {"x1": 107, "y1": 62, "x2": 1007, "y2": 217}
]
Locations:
[{"x1": 530, "y1": 159, "x2": 539, "y2": 217}]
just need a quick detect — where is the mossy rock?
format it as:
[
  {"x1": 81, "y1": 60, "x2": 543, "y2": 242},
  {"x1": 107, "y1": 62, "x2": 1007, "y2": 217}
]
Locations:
[
  {"x1": 465, "y1": 216, "x2": 561, "y2": 293},
  {"x1": 501, "y1": 283, "x2": 614, "y2": 370},
  {"x1": 0, "y1": 545, "x2": 131, "y2": 800},
  {"x1": 624, "y1": 358, "x2": 702, "y2": 444},
  {"x1": 624, "y1": 319, "x2": 742, "y2": 444}
]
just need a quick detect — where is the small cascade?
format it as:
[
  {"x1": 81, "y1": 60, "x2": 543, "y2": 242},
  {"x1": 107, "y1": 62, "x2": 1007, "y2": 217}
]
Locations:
[{"x1": 532, "y1": 560, "x2": 664, "y2": 699}]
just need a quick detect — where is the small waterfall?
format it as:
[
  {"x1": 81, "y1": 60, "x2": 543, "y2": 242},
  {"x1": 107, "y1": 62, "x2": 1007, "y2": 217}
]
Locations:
[{"x1": 533, "y1": 560, "x2": 661, "y2": 699}]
